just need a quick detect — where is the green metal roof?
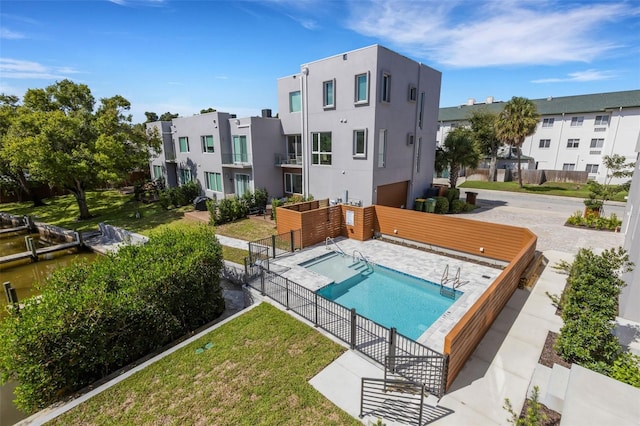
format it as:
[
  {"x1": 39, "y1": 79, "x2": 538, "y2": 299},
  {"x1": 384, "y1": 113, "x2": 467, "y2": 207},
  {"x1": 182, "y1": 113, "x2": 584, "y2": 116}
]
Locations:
[{"x1": 439, "y1": 90, "x2": 640, "y2": 122}]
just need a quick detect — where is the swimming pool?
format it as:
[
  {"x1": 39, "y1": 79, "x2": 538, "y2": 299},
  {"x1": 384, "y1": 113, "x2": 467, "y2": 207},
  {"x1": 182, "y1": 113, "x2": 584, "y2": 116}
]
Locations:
[{"x1": 301, "y1": 252, "x2": 462, "y2": 339}]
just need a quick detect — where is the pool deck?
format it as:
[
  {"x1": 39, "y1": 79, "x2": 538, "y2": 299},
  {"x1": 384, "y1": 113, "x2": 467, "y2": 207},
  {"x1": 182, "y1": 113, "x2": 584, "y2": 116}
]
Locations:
[{"x1": 269, "y1": 237, "x2": 502, "y2": 353}]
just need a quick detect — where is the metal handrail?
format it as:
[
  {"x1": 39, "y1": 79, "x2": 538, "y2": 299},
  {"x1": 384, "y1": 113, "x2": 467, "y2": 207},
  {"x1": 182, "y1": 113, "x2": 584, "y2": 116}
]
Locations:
[
  {"x1": 325, "y1": 236, "x2": 346, "y2": 256},
  {"x1": 352, "y1": 250, "x2": 369, "y2": 264}
]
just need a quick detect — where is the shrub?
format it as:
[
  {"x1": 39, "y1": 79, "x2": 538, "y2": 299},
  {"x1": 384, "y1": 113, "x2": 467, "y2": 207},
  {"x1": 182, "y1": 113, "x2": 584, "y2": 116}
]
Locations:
[
  {"x1": 0, "y1": 226, "x2": 225, "y2": 413},
  {"x1": 445, "y1": 188, "x2": 460, "y2": 205},
  {"x1": 433, "y1": 196, "x2": 449, "y2": 214},
  {"x1": 210, "y1": 197, "x2": 248, "y2": 225},
  {"x1": 271, "y1": 198, "x2": 284, "y2": 221},
  {"x1": 253, "y1": 187, "x2": 269, "y2": 209},
  {"x1": 504, "y1": 386, "x2": 545, "y2": 426},
  {"x1": 450, "y1": 199, "x2": 466, "y2": 213},
  {"x1": 463, "y1": 202, "x2": 477, "y2": 212},
  {"x1": 179, "y1": 181, "x2": 200, "y2": 205}
]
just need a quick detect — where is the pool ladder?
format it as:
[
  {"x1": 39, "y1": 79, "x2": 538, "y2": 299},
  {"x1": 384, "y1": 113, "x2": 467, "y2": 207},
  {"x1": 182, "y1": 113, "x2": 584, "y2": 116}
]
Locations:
[
  {"x1": 440, "y1": 264, "x2": 460, "y2": 299},
  {"x1": 325, "y1": 236, "x2": 346, "y2": 256}
]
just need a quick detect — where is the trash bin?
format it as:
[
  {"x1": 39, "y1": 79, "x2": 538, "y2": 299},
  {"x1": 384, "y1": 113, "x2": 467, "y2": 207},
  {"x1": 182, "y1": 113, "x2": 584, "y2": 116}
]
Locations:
[
  {"x1": 465, "y1": 191, "x2": 478, "y2": 206},
  {"x1": 425, "y1": 198, "x2": 436, "y2": 213},
  {"x1": 414, "y1": 198, "x2": 425, "y2": 211},
  {"x1": 194, "y1": 196, "x2": 209, "y2": 211}
]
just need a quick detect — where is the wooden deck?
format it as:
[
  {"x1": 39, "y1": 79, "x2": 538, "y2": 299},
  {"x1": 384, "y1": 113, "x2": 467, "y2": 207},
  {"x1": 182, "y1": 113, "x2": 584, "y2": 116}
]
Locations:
[{"x1": 0, "y1": 241, "x2": 81, "y2": 265}]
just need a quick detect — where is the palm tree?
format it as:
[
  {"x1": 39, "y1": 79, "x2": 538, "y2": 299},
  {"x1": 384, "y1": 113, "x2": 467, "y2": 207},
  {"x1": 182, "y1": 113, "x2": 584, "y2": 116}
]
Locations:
[
  {"x1": 435, "y1": 127, "x2": 481, "y2": 188},
  {"x1": 495, "y1": 97, "x2": 539, "y2": 187}
]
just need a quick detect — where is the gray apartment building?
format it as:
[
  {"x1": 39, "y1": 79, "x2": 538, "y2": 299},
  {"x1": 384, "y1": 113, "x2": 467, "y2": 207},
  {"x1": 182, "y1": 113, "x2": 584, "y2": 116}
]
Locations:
[
  {"x1": 621, "y1": 135, "x2": 640, "y2": 322},
  {"x1": 278, "y1": 45, "x2": 442, "y2": 207},
  {"x1": 148, "y1": 111, "x2": 283, "y2": 201}
]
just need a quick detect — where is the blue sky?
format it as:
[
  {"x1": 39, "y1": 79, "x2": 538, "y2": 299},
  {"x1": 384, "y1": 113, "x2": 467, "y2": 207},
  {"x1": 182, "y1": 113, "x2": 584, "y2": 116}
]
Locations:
[{"x1": 1, "y1": 0, "x2": 639, "y2": 123}]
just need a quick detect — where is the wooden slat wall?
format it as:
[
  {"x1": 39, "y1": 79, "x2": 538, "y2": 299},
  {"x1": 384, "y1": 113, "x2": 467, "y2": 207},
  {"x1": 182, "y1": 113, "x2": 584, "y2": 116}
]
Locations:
[
  {"x1": 340, "y1": 205, "x2": 375, "y2": 241},
  {"x1": 276, "y1": 207, "x2": 302, "y2": 237},
  {"x1": 443, "y1": 232, "x2": 536, "y2": 389},
  {"x1": 299, "y1": 206, "x2": 342, "y2": 247},
  {"x1": 373, "y1": 205, "x2": 524, "y2": 262}
]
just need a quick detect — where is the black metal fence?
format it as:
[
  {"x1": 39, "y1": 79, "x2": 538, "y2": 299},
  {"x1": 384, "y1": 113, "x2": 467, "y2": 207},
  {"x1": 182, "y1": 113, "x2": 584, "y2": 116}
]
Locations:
[
  {"x1": 249, "y1": 267, "x2": 448, "y2": 398},
  {"x1": 248, "y1": 229, "x2": 301, "y2": 265}
]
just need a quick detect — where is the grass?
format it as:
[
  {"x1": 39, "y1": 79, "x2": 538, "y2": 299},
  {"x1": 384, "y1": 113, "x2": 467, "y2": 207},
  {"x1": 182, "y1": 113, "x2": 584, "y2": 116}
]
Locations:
[
  {"x1": 459, "y1": 180, "x2": 628, "y2": 201},
  {"x1": 49, "y1": 303, "x2": 358, "y2": 426},
  {"x1": 215, "y1": 217, "x2": 277, "y2": 241},
  {"x1": 222, "y1": 245, "x2": 250, "y2": 265}
]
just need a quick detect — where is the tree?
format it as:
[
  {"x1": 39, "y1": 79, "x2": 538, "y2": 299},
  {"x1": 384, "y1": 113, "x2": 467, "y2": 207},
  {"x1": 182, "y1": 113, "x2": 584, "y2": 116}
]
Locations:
[
  {"x1": 584, "y1": 154, "x2": 635, "y2": 212},
  {"x1": 495, "y1": 97, "x2": 539, "y2": 187},
  {"x1": 159, "y1": 111, "x2": 179, "y2": 121},
  {"x1": 1, "y1": 80, "x2": 161, "y2": 219},
  {"x1": 0, "y1": 94, "x2": 47, "y2": 206},
  {"x1": 468, "y1": 109, "x2": 499, "y2": 182},
  {"x1": 435, "y1": 127, "x2": 481, "y2": 188},
  {"x1": 144, "y1": 111, "x2": 159, "y2": 123},
  {"x1": 200, "y1": 107, "x2": 216, "y2": 114}
]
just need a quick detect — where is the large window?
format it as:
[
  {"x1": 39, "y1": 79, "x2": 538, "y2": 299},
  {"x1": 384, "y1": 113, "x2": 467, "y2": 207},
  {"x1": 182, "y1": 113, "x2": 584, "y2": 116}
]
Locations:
[
  {"x1": 590, "y1": 138, "x2": 604, "y2": 148},
  {"x1": 377, "y1": 129, "x2": 387, "y2": 168},
  {"x1": 179, "y1": 168, "x2": 192, "y2": 185},
  {"x1": 153, "y1": 165, "x2": 163, "y2": 179},
  {"x1": 415, "y1": 137, "x2": 422, "y2": 173},
  {"x1": 178, "y1": 137, "x2": 189, "y2": 152},
  {"x1": 594, "y1": 115, "x2": 609, "y2": 126},
  {"x1": 205, "y1": 172, "x2": 222, "y2": 192},
  {"x1": 311, "y1": 132, "x2": 332, "y2": 165},
  {"x1": 323, "y1": 80, "x2": 335, "y2": 108},
  {"x1": 287, "y1": 134, "x2": 302, "y2": 163},
  {"x1": 539, "y1": 139, "x2": 551, "y2": 148},
  {"x1": 542, "y1": 118, "x2": 554, "y2": 128},
  {"x1": 353, "y1": 129, "x2": 367, "y2": 157},
  {"x1": 570, "y1": 116, "x2": 584, "y2": 127},
  {"x1": 289, "y1": 91, "x2": 301, "y2": 113},
  {"x1": 355, "y1": 73, "x2": 368, "y2": 103},
  {"x1": 585, "y1": 164, "x2": 599, "y2": 174},
  {"x1": 201, "y1": 135, "x2": 214, "y2": 153},
  {"x1": 235, "y1": 174, "x2": 250, "y2": 196},
  {"x1": 381, "y1": 72, "x2": 391, "y2": 103},
  {"x1": 566, "y1": 138, "x2": 580, "y2": 148},
  {"x1": 284, "y1": 173, "x2": 302, "y2": 194},
  {"x1": 232, "y1": 135, "x2": 248, "y2": 163},
  {"x1": 562, "y1": 163, "x2": 576, "y2": 171}
]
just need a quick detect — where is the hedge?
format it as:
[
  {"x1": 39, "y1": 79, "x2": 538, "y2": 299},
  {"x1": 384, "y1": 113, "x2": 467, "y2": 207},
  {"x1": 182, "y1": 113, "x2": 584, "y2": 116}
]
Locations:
[{"x1": 0, "y1": 226, "x2": 225, "y2": 413}]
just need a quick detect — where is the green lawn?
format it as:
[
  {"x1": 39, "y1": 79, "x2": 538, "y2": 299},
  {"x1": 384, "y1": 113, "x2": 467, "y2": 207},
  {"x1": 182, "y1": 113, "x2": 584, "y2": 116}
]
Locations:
[
  {"x1": 459, "y1": 180, "x2": 628, "y2": 202},
  {"x1": 49, "y1": 303, "x2": 358, "y2": 426}
]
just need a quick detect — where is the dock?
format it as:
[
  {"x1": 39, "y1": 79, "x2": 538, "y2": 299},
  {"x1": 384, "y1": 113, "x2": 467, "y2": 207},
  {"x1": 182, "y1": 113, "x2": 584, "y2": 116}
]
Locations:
[
  {"x1": 0, "y1": 241, "x2": 82, "y2": 265},
  {"x1": 0, "y1": 225, "x2": 29, "y2": 235}
]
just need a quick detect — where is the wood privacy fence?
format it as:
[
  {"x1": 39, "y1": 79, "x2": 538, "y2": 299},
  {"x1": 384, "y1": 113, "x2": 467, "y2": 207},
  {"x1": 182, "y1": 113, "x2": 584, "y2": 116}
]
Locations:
[{"x1": 275, "y1": 201, "x2": 537, "y2": 391}]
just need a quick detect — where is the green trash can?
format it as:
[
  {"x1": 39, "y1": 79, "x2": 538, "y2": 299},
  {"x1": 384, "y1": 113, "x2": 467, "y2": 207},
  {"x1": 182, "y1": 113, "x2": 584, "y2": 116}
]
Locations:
[
  {"x1": 425, "y1": 198, "x2": 436, "y2": 213},
  {"x1": 414, "y1": 198, "x2": 425, "y2": 211}
]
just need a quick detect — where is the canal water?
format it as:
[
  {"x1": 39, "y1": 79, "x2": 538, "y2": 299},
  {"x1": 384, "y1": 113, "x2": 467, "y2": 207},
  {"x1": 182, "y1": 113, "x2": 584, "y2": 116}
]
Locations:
[{"x1": 1, "y1": 231, "x2": 99, "y2": 426}]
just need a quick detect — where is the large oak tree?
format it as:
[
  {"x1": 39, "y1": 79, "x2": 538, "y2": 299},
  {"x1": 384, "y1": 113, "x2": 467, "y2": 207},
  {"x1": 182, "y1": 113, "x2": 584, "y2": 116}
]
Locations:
[{"x1": 2, "y1": 80, "x2": 161, "y2": 219}]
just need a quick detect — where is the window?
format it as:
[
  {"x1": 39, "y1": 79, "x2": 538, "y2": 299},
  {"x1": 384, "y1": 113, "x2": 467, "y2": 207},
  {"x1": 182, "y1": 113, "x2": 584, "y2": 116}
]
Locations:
[
  {"x1": 542, "y1": 118, "x2": 554, "y2": 128},
  {"x1": 566, "y1": 138, "x2": 580, "y2": 148},
  {"x1": 415, "y1": 137, "x2": 422, "y2": 173},
  {"x1": 287, "y1": 134, "x2": 302, "y2": 163},
  {"x1": 381, "y1": 72, "x2": 391, "y2": 103},
  {"x1": 570, "y1": 116, "x2": 584, "y2": 127},
  {"x1": 562, "y1": 163, "x2": 576, "y2": 171},
  {"x1": 594, "y1": 115, "x2": 609, "y2": 126},
  {"x1": 418, "y1": 92, "x2": 425, "y2": 129},
  {"x1": 205, "y1": 172, "x2": 222, "y2": 192},
  {"x1": 284, "y1": 173, "x2": 302, "y2": 194},
  {"x1": 201, "y1": 135, "x2": 214, "y2": 153},
  {"x1": 590, "y1": 138, "x2": 604, "y2": 148},
  {"x1": 377, "y1": 129, "x2": 387, "y2": 168},
  {"x1": 407, "y1": 133, "x2": 414, "y2": 145},
  {"x1": 178, "y1": 136, "x2": 189, "y2": 152},
  {"x1": 153, "y1": 165, "x2": 163, "y2": 179},
  {"x1": 235, "y1": 174, "x2": 250, "y2": 196},
  {"x1": 585, "y1": 164, "x2": 599, "y2": 174},
  {"x1": 311, "y1": 132, "x2": 332, "y2": 165},
  {"x1": 539, "y1": 139, "x2": 551, "y2": 148},
  {"x1": 178, "y1": 168, "x2": 192, "y2": 185},
  {"x1": 408, "y1": 85, "x2": 417, "y2": 102},
  {"x1": 289, "y1": 91, "x2": 301, "y2": 113},
  {"x1": 232, "y1": 135, "x2": 248, "y2": 163},
  {"x1": 353, "y1": 129, "x2": 367, "y2": 157},
  {"x1": 355, "y1": 73, "x2": 368, "y2": 103},
  {"x1": 323, "y1": 80, "x2": 335, "y2": 108}
]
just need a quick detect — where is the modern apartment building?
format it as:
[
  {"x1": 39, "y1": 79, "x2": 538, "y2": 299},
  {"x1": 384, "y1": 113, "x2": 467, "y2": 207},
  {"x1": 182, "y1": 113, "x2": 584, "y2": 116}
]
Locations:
[
  {"x1": 148, "y1": 111, "x2": 283, "y2": 200},
  {"x1": 437, "y1": 90, "x2": 640, "y2": 184},
  {"x1": 621, "y1": 136, "x2": 640, "y2": 322},
  {"x1": 278, "y1": 45, "x2": 441, "y2": 207}
]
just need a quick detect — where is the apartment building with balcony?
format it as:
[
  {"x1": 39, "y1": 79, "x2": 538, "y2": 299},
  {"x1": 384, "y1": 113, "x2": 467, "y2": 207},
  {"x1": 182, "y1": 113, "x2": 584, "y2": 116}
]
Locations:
[
  {"x1": 148, "y1": 111, "x2": 283, "y2": 200},
  {"x1": 437, "y1": 90, "x2": 640, "y2": 184},
  {"x1": 278, "y1": 45, "x2": 442, "y2": 207}
]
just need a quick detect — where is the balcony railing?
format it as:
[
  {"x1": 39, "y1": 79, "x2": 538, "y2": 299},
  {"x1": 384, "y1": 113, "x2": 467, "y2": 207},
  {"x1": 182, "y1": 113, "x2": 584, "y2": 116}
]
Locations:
[
  {"x1": 274, "y1": 153, "x2": 303, "y2": 166},
  {"x1": 222, "y1": 153, "x2": 251, "y2": 165},
  {"x1": 164, "y1": 150, "x2": 177, "y2": 162}
]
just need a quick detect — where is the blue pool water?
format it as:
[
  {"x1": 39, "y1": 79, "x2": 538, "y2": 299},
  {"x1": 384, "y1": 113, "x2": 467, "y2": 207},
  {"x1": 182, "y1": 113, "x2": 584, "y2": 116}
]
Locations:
[{"x1": 302, "y1": 252, "x2": 462, "y2": 339}]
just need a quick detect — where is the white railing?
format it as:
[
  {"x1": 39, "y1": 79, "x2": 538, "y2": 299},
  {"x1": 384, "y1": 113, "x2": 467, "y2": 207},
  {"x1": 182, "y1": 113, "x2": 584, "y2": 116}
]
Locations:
[{"x1": 325, "y1": 236, "x2": 346, "y2": 256}]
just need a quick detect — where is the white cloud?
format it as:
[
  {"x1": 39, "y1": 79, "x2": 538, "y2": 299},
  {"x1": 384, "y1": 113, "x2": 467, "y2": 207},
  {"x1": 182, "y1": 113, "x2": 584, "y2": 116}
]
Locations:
[
  {"x1": 346, "y1": 1, "x2": 631, "y2": 67},
  {"x1": 1, "y1": 28, "x2": 26, "y2": 39},
  {"x1": 531, "y1": 69, "x2": 617, "y2": 84},
  {"x1": 109, "y1": 0, "x2": 167, "y2": 7},
  {"x1": 0, "y1": 58, "x2": 83, "y2": 80}
]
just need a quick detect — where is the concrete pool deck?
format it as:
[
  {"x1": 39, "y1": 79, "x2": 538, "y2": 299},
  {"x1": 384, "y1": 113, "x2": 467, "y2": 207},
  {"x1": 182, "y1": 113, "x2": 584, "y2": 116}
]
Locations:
[{"x1": 267, "y1": 237, "x2": 503, "y2": 353}]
